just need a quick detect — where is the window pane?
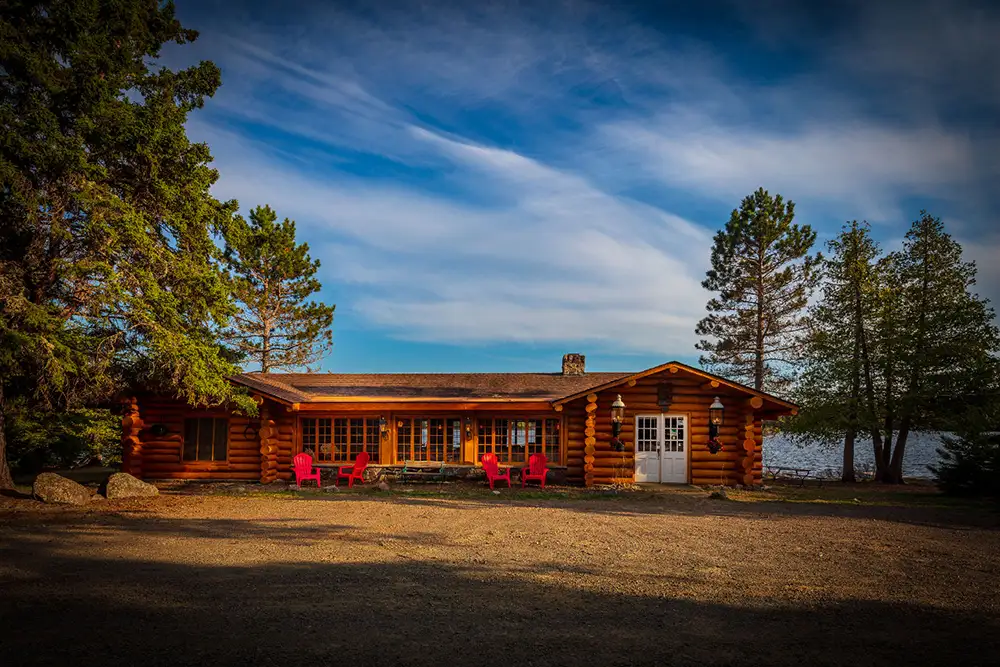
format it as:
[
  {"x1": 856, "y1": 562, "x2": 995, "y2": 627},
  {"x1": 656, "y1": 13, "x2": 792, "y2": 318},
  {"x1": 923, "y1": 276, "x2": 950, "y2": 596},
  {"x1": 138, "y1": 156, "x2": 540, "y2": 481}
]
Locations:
[
  {"x1": 511, "y1": 420, "x2": 526, "y2": 462},
  {"x1": 197, "y1": 418, "x2": 213, "y2": 461},
  {"x1": 347, "y1": 418, "x2": 364, "y2": 460},
  {"x1": 494, "y1": 418, "x2": 510, "y2": 462},
  {"x1": 302, "y1": 418, "x2": 317, "y2": 458},
  {"x1": 544, "y1": 419, "x2": 560, "y2": 463},
  {"x1": 477, "y1": 419, "x2": 491, "y2": 462},
  {"x1": 213, "y1": 418, "x2": 228, "y2": 461},
  {"x1": 397, "y1": 419, "x2": 412, "y2": 461},
  {"x1": 317, "y1": 418, "x2": 332, "y2": 462},
  {"x1": 183, "y1": 419, "x2": 198, "y2": 461},
  {"x1": 365, "y1": 419, "x2": 380, "y2": 461},
  {"x1": 426, "y1": 418, "x2": 444, "y2": 461},
  {"x1": 416, "y1": 419, "x2": 430, "y2": 461},
  {"x1": 447, "y1": 419, "x2": 462, "y2": 463}
]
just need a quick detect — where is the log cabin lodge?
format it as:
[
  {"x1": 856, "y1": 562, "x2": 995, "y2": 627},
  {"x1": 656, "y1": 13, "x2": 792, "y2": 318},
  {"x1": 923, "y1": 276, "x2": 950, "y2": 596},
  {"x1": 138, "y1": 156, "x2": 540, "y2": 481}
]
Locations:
[{"x1": 121, "y1": 354, "x2": 797, "y2": 487}]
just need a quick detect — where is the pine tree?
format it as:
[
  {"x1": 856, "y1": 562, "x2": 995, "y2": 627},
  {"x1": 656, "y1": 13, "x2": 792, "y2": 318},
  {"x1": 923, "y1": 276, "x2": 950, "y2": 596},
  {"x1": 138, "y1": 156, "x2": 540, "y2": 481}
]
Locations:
[
  {"x1": 696, "y1": 188, "x2": 821, "y2": 393},
  {"x1": 0, "y1": 1, "x2": 253, "y2": 488},
  {"x1": 224, "y1": 206, "x2": 335, "y2": 373},
  {"x1": 790, "y1": 221, "x2": 881, "y2": 482},
  {"x1": 872, "y1": 212, "x2": 1000, "y2": 483}
]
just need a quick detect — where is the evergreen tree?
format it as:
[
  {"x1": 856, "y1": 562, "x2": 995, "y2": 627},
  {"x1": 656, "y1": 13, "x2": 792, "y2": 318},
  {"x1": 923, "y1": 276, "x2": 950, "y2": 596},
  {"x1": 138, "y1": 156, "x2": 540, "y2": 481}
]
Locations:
[
  {"x1": 224, "y1": 205, "x2": 335, "y2": 373},
  {"x1": 871, "y1": 212, "x2": 1000, "y2": 483},
  {"x1": 696, "y1": 188, "x2": 821, "y2": 393},
  {"x1": 0, "y1": 1, "x2": 253, "y2": 488},
  {"x1": 789, "y1": 221, "x2": 881, "y2": 482}
]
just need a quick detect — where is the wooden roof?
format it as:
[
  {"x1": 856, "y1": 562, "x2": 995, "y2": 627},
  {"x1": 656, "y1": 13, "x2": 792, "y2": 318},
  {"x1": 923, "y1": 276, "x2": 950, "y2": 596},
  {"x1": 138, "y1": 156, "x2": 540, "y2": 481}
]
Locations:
[
  {"x1": 231, "y1": 371, "x2": 631, "y2": 403},
  {"x1": 230, "y1": 361, "x2": 797, "y2": 413}
]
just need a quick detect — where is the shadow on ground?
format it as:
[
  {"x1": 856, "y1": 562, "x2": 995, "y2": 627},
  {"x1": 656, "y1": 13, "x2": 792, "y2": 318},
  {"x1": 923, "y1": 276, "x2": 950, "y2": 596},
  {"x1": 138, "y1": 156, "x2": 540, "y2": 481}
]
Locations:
[{"x1": 1, "y1": 511, "x2": 998, "y2": 667}]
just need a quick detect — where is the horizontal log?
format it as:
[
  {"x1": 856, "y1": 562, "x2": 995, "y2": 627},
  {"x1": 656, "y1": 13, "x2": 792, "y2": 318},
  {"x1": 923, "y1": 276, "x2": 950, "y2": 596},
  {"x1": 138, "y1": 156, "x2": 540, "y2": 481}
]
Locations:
[
  {"x1": 143, "y1": 472, "x2": 261, "y2": 480},
  {"x1": 691, "y1": 461, "x2": 740, "y2": 470}
]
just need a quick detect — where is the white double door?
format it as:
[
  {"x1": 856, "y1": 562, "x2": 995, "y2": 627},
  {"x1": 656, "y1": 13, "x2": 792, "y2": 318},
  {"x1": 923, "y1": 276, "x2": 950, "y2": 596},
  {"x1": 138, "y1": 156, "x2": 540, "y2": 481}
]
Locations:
[{"x1": 634, "y1": 414, "x2": 688, "y2": 484}]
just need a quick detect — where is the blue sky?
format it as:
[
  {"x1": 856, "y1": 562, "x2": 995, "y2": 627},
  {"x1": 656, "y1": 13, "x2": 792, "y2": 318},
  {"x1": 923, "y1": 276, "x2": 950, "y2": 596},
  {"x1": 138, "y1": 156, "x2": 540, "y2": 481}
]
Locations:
[{"x1": 169, "y1": 0, "x2": 1000, "y2": 373}]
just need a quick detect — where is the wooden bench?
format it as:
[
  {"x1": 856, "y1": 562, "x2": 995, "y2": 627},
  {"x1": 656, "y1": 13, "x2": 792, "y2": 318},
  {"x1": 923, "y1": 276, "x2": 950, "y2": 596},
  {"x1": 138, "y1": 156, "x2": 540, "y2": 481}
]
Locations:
[{"x1": 764, "y1": 466, "x2": 820, "y2": 487}]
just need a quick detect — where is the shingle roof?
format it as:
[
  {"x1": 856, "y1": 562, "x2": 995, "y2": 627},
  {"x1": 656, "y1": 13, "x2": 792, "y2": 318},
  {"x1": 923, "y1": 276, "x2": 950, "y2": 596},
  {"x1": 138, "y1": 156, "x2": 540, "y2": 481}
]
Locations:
[{"x1": 231, "y1": 371, "x2": 631, "y2": 402}]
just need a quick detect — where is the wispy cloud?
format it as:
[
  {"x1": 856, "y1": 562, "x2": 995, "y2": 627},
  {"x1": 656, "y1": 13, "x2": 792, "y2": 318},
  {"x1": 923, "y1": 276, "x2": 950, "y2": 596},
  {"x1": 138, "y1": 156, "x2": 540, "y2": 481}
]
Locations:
[{"x1": 176, "y1": 0, "x2": 998, "y2": 362}]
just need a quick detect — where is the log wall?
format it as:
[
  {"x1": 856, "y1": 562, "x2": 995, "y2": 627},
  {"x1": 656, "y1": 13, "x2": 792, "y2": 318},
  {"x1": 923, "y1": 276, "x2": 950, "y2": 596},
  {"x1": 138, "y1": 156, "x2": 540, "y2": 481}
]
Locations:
[
  {"x1": 563, "y1": 369, "x2": 765, "y2": 487},
  {"x1": 129, "y1": 396, "x2": 294, "y2": 482}
]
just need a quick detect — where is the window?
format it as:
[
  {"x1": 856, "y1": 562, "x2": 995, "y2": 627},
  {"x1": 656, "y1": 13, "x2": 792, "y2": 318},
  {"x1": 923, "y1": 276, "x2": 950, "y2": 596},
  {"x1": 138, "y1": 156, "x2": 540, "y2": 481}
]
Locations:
[
  {"x1": 183, "y1": 417, "x2": 228, "y2": 462},
  {"x1": 301, "y1": 417, "x2": 379, "y2": 463},
  {"x1": 478, "y1": 417, "x2": 560, "y2": 464},
  {"x1": 397, "y1": 417, "x2": 462, "y2": 462}
]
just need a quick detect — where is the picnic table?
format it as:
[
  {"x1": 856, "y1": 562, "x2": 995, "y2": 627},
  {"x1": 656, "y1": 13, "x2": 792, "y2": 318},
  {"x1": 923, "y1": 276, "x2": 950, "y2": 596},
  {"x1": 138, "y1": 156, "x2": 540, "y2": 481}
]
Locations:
[
  {"x1": 763, "y1": 465, "x2": 821, "y2": 487},
  {"x1": 374, "y1": 461, "x2": 449, "y2": 483}
]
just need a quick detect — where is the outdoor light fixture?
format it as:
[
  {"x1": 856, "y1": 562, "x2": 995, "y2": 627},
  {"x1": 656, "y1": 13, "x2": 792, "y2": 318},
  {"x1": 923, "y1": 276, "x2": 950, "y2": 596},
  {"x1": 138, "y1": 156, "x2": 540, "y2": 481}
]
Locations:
[
  {"x1": 610, "y1": 394, "x2": 626, "y2": 452},
  {"x1": 707, "y1": 396, "x2": 725, "y2": 454},
  {"x1": 379, "y1": 416, "x2": 388, "y2": 439},
  {"x1": 464, "y1": 417, "x2": 473, "y2": 438}
]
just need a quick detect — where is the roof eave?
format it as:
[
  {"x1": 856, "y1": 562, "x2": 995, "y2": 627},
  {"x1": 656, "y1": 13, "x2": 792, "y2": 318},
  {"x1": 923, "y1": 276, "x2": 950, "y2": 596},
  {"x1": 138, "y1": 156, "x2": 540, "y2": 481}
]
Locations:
[{"x1": 550, "y1": 361, "x2": 799, "y2": 413}]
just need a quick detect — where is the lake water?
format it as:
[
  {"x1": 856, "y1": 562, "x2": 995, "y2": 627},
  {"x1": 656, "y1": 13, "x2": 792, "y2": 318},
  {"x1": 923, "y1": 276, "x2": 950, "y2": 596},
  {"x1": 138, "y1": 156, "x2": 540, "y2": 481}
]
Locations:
[{"x1": 763, "y1": 432, "x2": 946, "y2": 479}]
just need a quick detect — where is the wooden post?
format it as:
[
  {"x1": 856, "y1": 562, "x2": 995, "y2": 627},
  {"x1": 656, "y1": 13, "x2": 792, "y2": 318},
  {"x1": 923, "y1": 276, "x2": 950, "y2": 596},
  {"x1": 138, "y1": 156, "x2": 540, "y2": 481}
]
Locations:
[
  {"x1": 741, "y1": 414, "x2": 756, "y2": 486},
  {"x1": 584, "y1": 394, "x2": 598, "y2": 487},
  {"x1": 121, "y1": 397, "x2": 143, "y2": 478},
  {"x1": 258, "y1": 406, "x2": 279, "y2": 484}
]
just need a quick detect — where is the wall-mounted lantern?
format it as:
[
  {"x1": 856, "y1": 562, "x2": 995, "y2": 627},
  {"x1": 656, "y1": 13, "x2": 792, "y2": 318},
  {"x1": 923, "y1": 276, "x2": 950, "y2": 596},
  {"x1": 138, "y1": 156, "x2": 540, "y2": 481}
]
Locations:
[
  {"x1": 379, "y1": 416, "x2": 388, "y2": 439},
  {"x1": 610, "y1": 394, "x2": 626, "y2": 452},
  {"x1": 708, "y1": 396, "x2": 725, "y2": 454},
  {"x1": 464, "y1": 416, "x2": 473, "y2": 438}
]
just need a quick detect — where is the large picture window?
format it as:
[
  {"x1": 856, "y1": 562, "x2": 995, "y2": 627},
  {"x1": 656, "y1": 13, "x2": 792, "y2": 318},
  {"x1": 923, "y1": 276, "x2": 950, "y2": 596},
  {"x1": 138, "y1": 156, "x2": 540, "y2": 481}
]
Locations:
[
  {"x1": 183, "y1": 417, "x2": 228, "y2": 462},
  {"x1": 397, "y1": 417, "x2": 462, "y2": 462},
  {"x1": 478, "y1": 417, "x2": 560, "y2": 464},
  {"x1": 301, "y1": 417, "x2": 380, "y2": 463}
]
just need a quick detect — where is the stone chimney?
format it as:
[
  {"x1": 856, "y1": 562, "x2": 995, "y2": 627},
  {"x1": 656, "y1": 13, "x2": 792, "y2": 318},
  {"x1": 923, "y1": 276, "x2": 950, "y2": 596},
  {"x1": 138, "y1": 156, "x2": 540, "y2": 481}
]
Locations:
[{"x1": 562, "y1": 353, "x2": 586, "y2": 376}]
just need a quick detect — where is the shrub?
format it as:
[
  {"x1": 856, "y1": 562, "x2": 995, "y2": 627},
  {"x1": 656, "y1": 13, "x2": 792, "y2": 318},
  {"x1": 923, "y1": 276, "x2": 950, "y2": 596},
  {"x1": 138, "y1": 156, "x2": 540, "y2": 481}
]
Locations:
[{"x1": 931, "y1": 431, "x2": 1000, "y2": 497}]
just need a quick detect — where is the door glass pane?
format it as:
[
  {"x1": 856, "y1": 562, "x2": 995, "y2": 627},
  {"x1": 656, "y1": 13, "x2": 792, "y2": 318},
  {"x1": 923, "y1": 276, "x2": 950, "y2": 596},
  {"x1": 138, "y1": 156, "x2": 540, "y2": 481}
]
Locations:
[
  {"x1": 197, "y1": 418, "x2": 213, "y2": 461},
  {"x1": 183, "y1": 419, "x2": 198, "y2": 461},
  {"x1": 213, "y1": 418, "x2": 228, "y2": 461},
  {"x1": 664, "y1": 416, "x2": 685, "y2": 452},
  {"x1": 636, "y1": 416, "x2": 658, "y2": 452}
]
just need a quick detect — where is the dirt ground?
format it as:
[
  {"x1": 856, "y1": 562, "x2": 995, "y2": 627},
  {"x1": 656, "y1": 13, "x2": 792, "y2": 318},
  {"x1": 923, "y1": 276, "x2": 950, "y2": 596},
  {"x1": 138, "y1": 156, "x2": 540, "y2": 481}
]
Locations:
[{"x1": 1, "y1": 484, "x2": 999, "y2": 667}]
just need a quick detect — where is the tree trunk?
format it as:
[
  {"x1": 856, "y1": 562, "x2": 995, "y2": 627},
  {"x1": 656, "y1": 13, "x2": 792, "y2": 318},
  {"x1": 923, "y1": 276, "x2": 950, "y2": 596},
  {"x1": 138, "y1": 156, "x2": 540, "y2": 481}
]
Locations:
[
  {"x1": 755, "y1": 265, "x2": 765, "y2": 392},
  {"x1": 842, "y1": 426, "x2": 856, "y2": 483},
  {"x1": 0, "y1": 384, "x2": 13, "y2": 490},
  {"x1": 261, "y1": 320, "x2": 271, "y2": 374},
  {"x1": 886, "y1": 415, "x2": 910, "y2": 484}
]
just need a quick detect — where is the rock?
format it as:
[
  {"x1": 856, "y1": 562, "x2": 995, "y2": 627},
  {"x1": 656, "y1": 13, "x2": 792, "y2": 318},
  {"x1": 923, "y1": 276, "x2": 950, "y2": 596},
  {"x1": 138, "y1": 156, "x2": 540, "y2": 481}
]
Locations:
[
  {"x1": 33, "y1": 473, "x2": 92, "y2": 505},
  {"x1": 105, "y1": 472, "x2": 159, "y2": 499},
  {"x1": 323, "y1": 485, "x2": 340, "y2": 492},
  {"x1": 377, "y1": 481, "x2": 391, "y2": 492},
  {"x1": 709, "y1": 488, "x2": 728, "y2": 500}
]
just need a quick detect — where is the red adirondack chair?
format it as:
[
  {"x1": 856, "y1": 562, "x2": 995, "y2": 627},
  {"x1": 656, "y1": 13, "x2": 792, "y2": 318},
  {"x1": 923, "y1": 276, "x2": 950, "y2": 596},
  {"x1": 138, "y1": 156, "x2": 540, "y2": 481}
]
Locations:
[
  {"x1": 292, "y1": 453, "x2": 322, "y2": 489},
  {"x1": 521, "y1": 453, "x2": 549, "y2": 489},
  {"x1": 337, "y1": 451, "x2": 370, "y2": 488},
  {"x1": 480, "y1": 452, "x2": 511, "y2": 490}
]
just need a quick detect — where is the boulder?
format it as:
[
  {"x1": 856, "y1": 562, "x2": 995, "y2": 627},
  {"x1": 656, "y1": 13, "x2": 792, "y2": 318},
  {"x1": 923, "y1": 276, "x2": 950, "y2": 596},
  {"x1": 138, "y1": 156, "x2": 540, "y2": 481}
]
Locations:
[
  {"x1": 33, "y1": 473, "x2": 92, "y2": 505},
  {"x1": 104, "y1": 472, "x2": 159, "y2": 499}
]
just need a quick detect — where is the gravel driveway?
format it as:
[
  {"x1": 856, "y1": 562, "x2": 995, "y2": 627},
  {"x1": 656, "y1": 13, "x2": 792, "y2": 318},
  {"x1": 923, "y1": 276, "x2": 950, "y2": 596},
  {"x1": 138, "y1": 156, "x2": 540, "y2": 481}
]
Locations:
[{"x1": 2, "y1": 490, "x2": 998, "y2": 666}]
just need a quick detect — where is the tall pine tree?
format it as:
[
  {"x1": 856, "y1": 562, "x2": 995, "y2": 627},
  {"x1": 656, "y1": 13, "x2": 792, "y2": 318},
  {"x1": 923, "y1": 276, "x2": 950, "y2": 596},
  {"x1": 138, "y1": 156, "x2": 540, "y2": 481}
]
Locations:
[
  {"x1": 788, "y1": 221, "x2": 881, "y2": 482},
  {"x1": 223, "y1": 205, "x2": 335, "y2": 373},
  {"x1": 0, "y1": 1, "x2": 252, "y2": 488},
  {"x1": 696, "y1": 188, "x2": 821, "y2": 393},
  {"x1": 871, "y1": 212, "x2": 999, "y2": 483}
]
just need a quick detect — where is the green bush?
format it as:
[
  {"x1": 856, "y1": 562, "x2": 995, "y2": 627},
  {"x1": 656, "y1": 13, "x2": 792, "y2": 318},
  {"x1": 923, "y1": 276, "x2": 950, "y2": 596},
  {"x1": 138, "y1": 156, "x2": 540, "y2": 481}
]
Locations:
[
  {"x1": 931, "y1": 431, "x2": 1000, "y2": 497},
  {"x1": 5, "y1": 403, "x2": 120, "y2": 474}
]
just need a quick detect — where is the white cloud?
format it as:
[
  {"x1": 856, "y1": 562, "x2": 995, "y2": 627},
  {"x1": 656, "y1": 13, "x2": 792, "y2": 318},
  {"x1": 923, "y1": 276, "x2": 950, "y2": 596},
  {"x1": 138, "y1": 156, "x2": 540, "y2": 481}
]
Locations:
[
  {"x1": 593, "y1": 112, "x2": 976, "y2": 221},
  {"x1": 191, "y1": 119, "x2": 712, "y2": 354}
]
